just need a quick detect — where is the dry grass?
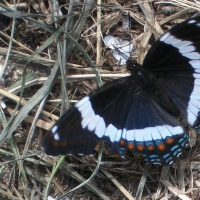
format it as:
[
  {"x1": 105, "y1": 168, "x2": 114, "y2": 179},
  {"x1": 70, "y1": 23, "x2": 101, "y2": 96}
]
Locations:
[{"x1": 0, "y1": 0, "x2": 200, "y2": 199}]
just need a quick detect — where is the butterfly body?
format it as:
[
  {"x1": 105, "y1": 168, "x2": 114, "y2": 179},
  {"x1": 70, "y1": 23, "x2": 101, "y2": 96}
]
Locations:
[{"x1": 43, "y1": 17, "x2": 200, "y2": 165}]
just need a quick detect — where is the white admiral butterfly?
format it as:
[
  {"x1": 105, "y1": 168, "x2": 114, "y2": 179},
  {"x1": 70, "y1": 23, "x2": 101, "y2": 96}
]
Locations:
[{"x1": 42, "y1": 17, "x2": 200, "y2": 165}]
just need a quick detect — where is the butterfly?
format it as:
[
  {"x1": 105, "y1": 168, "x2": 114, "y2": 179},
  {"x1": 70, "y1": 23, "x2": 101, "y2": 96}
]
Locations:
[{"x1": 42, "y1": 17, "x2": 200, "y2": 165}]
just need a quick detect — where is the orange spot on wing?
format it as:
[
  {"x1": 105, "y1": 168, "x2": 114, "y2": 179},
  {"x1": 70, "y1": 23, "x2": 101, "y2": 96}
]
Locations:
[
  {"x1": 166, "y1": 137, "x2": 174, "y2": 144},
  {"x1": 127, "y1": 143, "x2": 134, "y2": 151},
  {"x1": 52, "y1": 141, "x2": 67, "y2": 147},
  {"x1": 147, "y1": 145, "x2": 154, "y2": 151},
  {"x1": 52, "y1": 141, "x2": 59, "y2": 147},
  {"x1": 60, "y1": 141, "x2": 67, "y2": 147},
  {"x1": 158, "y1": 143, "x2": 165, "y2": 151},
  {"x1": 137, "y1": 145, "x2": 144, "y2": 151},
  {"x1": 120, "y1": 139, "x2": 125, "y2": 146}
]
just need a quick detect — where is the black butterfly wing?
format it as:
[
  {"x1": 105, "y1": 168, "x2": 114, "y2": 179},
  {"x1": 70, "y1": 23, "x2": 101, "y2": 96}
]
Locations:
[
  {"x1": 143, "y1": 17, "x2": 200, "y2": 127},
  {"x1": 43, "y1": 76, "x2": 188, "y2": 165}
]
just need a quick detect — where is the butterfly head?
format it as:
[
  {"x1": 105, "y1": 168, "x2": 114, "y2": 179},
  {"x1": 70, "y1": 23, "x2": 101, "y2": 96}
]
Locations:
[
  {"x1": 126, "y1": 59, "x2": 145, "y2": 76},
  {"x1": 126, "y1": 59, "x2": 138, "y2": 72}
]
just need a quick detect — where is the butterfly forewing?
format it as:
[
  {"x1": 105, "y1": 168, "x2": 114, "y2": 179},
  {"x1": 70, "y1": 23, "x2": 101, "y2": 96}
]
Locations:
[
  {"x1": 143, "y1": 17, "x2": 200, "y2": 126},
  {"x1": 43, "y1": 77, "x2": 132, "y2": 156},
  {"x1": 43, "y1": 17, "x2": 200, "y2": 165}
]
